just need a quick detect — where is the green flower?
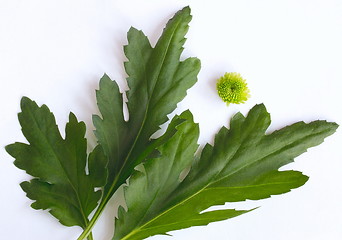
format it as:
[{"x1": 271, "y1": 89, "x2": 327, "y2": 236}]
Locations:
[{"x1": 216, "y1": 72, "x2": 250, "y2": 105}]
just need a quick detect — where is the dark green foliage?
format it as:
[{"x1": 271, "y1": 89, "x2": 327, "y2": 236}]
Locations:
[
  {"x1": 6, "y1": 97, "x2": 107, "y2": 229},
  {"x1": 113, "y1": 104, "x2": 337, "y2": 240}
]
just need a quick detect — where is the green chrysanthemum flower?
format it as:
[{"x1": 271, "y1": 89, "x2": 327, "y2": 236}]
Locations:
[{"x1": 216, "y1": 72, "x2": 250, "y2": 105}]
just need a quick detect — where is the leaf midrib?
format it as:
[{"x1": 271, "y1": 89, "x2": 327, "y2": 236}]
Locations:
[
  {"x1": 103, "y1": 18, "x2": 183, "y2": 202},
  {"x1": 211, "y1": 129, "x2": 328, "y2": 187},
  {"x1": 124, "y1": 18, "x2": 182, "y2": 169},
  {"x1": 133, "y1": 130, "x2": 185, "y2": 230}
]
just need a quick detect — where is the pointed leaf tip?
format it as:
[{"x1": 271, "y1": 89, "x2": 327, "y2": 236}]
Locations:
[{"x1": 20, "y1": 96, "x2": 35, "y2": 109}]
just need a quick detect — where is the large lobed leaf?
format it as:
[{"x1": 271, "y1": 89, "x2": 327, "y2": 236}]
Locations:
[
  {"x1": 77, "y1": 7, "x2": 201, "y2": 238},
  {"x1": 93, "y1": 6, "x2": 200, "y2": 195},
  {"x1": 114, "y1": 104, "x2": 338, "y2": 240},
  {"x1": 6, "y1": 97, "x2": 107, "y2": 229}
]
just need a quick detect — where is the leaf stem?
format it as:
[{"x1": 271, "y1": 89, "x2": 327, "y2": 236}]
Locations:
[
  {"x1": 87, "y1": 232, "x2": 94, "y2": 240},
  {"x1": 78, "y1": 201, "x2": 106, "y2": 240},
  {"x1": 78, "y1": 175, "x2": 120, "y2": 240}
]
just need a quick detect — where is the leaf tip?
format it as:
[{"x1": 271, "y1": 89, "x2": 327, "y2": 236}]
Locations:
[
  {"x1": 19, "y1": 180, "x2": 31, "y2": 193},
  {"x1": 4, "y1": 143, "x2": 14, "y2": 155},
  {"x1": 330, "y1": 121, "x2": 339, "y2": 131},
  {"x1": 179, "y1": 109, "x2": 194, "y2": 121},
  {"x1": 99, "y1": 73, "x2": 112, "y2": 85},
  {"x1": 20, "y1": 96, "x2": 36, "y2": 110},
  {"x1": 68, "y1": 112, "x2": 77, "y2": 122},
  {"x1": 20, "y1": 96, "x2": 32, "y2": 104},
  {"x1": 182, "y1": 6, "x2": 191, "y2": 14}
]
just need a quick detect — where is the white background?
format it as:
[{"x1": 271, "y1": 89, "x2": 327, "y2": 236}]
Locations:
[{"x1": 0, "y1": 0, "x2": 341, "y2": 239}]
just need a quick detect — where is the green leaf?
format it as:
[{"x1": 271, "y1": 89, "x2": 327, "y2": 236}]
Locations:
[
  {"x1": 79, "y1": 6, "x2": 201, "y2": 239},
  {"x1": 95, "y1": 5, "x2": 200, "y2": 191},
  {"x1": 6, "y1": 97, "x2": 107, "y2": 229},
  {"x1": 114, "y1": 104, "x2": 338, "y2": 240}
]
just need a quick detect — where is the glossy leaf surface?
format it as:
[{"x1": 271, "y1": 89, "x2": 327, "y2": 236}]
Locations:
[{"x1": 114, "y1": 104, "x2": 338, "y2": 240}]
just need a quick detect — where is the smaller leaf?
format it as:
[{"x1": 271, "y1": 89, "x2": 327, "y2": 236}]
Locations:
[{"x1": 6, "y1": 97, "x2": 107, "y2": 228}]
